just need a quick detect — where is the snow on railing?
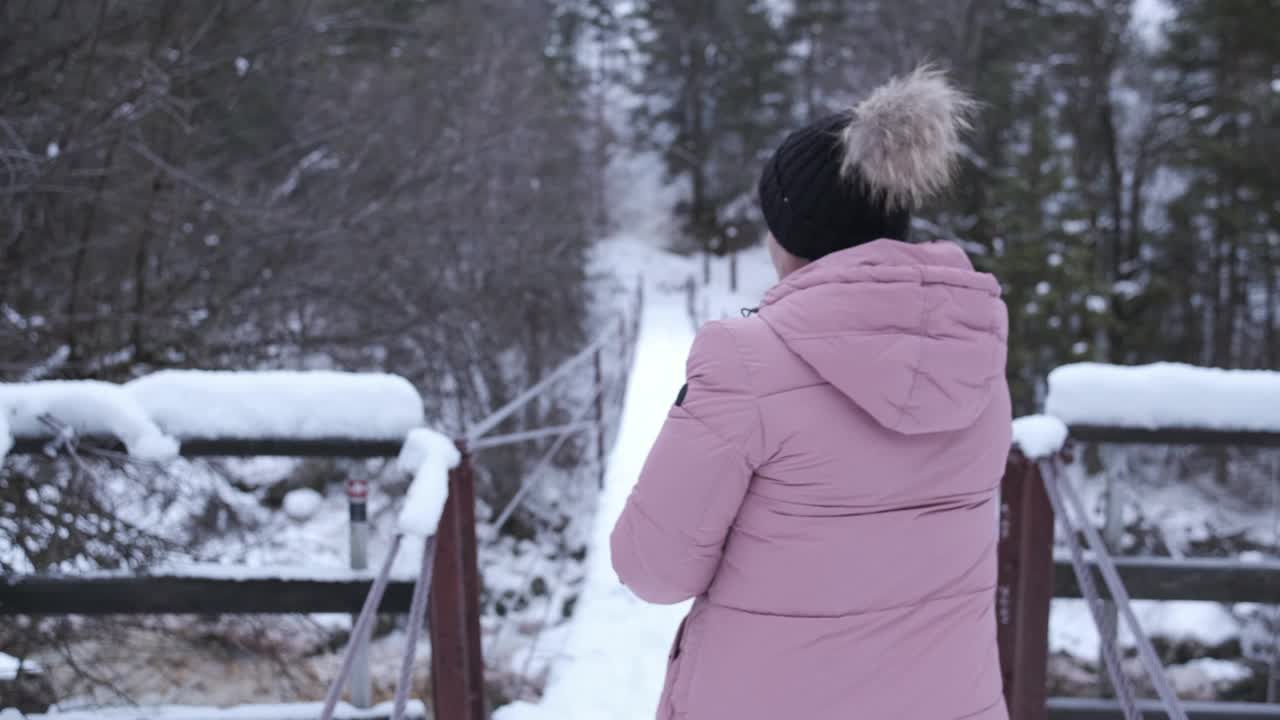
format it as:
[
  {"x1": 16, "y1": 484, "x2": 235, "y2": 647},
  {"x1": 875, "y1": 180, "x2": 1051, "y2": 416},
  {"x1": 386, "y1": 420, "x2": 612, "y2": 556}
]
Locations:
[
  {"x1": 397, "y1": 429, "x2": 461, "y2": 537},
  {"x1": 1, "y1": 283, "x2": 645, "y2": 720},
  {"x1": 0, "y1": 380, "x2": 180, "y2": 460},
  {"x1": 1002, "y1": 364, "x2": 1280, "y2": 719},
  {"x1": 0, "y1": 370, "x2": 427, "y2": 462},
  {"x1": 1012, "y1": 415, "x2": 1069, "y2": 460},
  {"x1": 1047, "y1": 362, "x2": 1280, "y2": 433}
]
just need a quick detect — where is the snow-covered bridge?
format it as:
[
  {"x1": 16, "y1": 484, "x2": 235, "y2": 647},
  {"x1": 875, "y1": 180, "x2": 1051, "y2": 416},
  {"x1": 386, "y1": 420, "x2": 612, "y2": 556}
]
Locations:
[{"x1": 5, "y1": 263, "x2": 1280, "y2": 720}]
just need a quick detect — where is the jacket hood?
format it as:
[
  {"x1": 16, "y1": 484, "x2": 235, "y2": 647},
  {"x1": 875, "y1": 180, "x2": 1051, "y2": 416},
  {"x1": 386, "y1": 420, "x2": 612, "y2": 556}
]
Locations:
[{"x1": 758, "y1": 239, "x2": 1007, "y2": 435}]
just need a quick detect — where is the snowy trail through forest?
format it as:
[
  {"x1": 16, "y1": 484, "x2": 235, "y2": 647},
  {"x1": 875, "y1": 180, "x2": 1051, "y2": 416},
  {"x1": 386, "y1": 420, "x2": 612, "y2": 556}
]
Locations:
[{"x1": 495, "y1": 280, "x2": 696, "y2": 720}]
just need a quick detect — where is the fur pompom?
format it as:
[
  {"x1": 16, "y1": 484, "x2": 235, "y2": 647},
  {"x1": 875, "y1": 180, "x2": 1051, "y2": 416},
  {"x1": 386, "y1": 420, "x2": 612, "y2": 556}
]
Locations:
[{"x1": 840, "y1": 65, "x2": 976, "y2": 210}]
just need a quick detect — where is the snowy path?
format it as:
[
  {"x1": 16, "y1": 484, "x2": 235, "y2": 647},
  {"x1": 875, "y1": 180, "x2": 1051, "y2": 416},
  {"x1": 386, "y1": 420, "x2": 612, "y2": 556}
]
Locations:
[{"x1": 495, "y1": 287, "x2": 695, "y2": 720}]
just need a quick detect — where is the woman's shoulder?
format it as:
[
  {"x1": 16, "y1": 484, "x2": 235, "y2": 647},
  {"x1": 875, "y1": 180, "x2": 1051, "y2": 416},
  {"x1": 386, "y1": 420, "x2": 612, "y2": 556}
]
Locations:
[{"x1": 691, "y1": 315, "x2": 819, "y2": 396}]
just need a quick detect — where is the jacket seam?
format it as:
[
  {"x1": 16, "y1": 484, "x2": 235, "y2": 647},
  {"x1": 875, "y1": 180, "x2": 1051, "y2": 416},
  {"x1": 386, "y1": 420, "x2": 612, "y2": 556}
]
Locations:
[
  {"x1": 954, "y1": 696, "x2": 1005, "y2": 719},
  {"x1": 781, "y1": 329, "x2": 1008, "y2": 343},
  {"x1": 755, "y1": 381, "x2": 829, "y2": 400},
  {"x1": 708, "y1": 321, "x2": 767, "y2": 468},
  {"x1": 706, "y1": 583, "x2": 998, "y2": 620},
  {"x1": 895, "y1": 270, "x2": 932, "y2": 431},
  {"x1": 672, "y1": 405, "x2": 753, "y2": 472}
]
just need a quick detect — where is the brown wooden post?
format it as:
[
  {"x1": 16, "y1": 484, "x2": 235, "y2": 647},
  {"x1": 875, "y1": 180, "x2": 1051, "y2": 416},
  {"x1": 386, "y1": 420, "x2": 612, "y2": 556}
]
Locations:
[
  {"x1": 997, "y1": 449, "x2": 1054, "y2": 720},
  {"x1": 593, "y1": 347, "x2": 606, "y2": 489},
  {"x1": 616, "y1": 314, "x2": 630, "y2": 408},
  {"x1": 429, "y1": 441, "x2": 486, "y2": 720},
  {"x1": 618, "y1": 314, "x2": 628, "y2": 373}
]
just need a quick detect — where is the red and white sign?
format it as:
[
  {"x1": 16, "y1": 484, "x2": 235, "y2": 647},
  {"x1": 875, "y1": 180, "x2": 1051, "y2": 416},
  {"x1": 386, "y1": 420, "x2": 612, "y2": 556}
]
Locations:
[{"x1": 345, "y1": 478, "x2": 369, "y2": 501}]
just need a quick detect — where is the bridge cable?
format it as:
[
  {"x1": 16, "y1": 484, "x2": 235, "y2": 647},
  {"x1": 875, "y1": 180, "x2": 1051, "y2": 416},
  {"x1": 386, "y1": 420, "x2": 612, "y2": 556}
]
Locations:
[{"x1": 1042, "y1": 457, "x2": 1190, "y2": 720}]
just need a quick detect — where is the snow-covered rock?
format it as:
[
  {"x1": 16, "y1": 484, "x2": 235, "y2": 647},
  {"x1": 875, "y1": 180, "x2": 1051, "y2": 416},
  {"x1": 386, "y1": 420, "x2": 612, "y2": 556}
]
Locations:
[
  {"x1": 0, "y1": 651, "x2": 40, "y2": 680},
  {"x1": 1052, "y1": 599, "x2": 1241, "y2": 661},
  {"x1": 282, "y1": 488, "x2": 324, "y2": 521},
  {"x1": 1046, "y1": 362, "x2": 1280, "y2": 432},
  {"x1": 1154, "y1": 658, "x2": 1253, "y2": 701}
]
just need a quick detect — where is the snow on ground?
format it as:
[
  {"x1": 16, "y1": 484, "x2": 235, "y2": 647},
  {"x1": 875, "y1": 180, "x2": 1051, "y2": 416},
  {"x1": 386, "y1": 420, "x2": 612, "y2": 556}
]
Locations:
[
  {"x1": 1057, "y1": 450, "x2": 1280, "y2": 556},
  {"x1": 1046, "y1": 363, "x2": 1280, "y2": 432},
  {"x1": 494, "y1": 242, "x2": 706, "y2": 720},
  {"x1": 1184, "y1": 657, "x2": 1254, "y2": 685},
  {"x1": 0, "y1": 651, "x2": 40, "y2": 680},
  {"x1": 1051, "y1": 599, "x2": 1240, "y2": 659}
]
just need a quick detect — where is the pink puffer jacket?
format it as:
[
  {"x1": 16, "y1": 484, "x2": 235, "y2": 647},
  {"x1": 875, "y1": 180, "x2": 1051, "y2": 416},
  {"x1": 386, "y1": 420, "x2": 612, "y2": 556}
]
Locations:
[{"x1": 611, "y1": 239, "x2": 1012, "y2": 720}]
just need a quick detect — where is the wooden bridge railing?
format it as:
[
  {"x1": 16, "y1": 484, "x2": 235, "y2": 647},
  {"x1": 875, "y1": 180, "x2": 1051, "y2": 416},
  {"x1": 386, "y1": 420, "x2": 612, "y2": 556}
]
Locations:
[
  {"x1": 999, "y1": 425, "x2": 1280, "y2": 720},
  {"x1": 1, "y1": 437, "x2": 484, "y2": 720},
  {"x1": 2, "y1": 284, "x2": 644, "y2": 720}
]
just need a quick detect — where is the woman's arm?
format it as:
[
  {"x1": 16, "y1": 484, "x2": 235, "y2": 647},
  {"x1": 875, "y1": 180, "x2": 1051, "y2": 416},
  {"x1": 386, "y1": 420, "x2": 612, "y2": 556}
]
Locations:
[{"x1": 610, "y1": 321, "x2": 763, "y2": 604}]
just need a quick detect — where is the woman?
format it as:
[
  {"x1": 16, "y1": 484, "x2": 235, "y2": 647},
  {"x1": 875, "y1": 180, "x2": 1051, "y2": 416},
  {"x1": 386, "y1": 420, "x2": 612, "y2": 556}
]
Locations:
[{"x1": 611, "y1": 66, "x2": 1011, "y2": 720}]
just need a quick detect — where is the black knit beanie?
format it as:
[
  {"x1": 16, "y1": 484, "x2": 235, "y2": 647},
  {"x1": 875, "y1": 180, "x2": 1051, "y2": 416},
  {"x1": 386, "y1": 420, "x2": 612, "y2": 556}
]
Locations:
[{"x1": 758, "y1": 66, "x2": 976, "y2": 262}]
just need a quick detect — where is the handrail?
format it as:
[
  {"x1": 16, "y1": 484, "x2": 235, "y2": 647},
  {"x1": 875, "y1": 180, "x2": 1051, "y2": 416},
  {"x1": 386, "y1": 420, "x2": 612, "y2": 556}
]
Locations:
[
  {"x1": 318, "y1": 534, "x2": 404, "y2": 720},
  {"x1": 1043, "y1": 456, "x2": 1190, "y2": 720},
  {"x1": 392, "y1": 535, "x2": 435, "y2": 720},
  {"x1": 466, "y1": 323, "x2": 621, "y2": 443},
  {"x1": 1041, "y1": 459, "x2": 1142, "y2": 720},
  {"x1": 1, "y1": 282, "x2": 644, "y2": 720},
  {"x1": 1048, "y1": 698, "x2": 1280, "y2": 719},
  {"x1": 470, "y1": 421, "x2": 598, "y2": 451},
  {"x1": 489, "y1": 375, "x2": 614, "y2": 533},
  {"x1": 467, "y1": 283, "x2": 642, "y2": 444},
  {"x1": 1067, "y1": 425, "x2": 1280, "y2": 448}
]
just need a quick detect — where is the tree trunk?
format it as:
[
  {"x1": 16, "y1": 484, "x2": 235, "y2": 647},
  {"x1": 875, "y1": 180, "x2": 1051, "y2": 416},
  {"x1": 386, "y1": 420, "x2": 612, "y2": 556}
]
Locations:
[{"x1": 1265, "y1": 236, "x2": 1277, "y2": 369}]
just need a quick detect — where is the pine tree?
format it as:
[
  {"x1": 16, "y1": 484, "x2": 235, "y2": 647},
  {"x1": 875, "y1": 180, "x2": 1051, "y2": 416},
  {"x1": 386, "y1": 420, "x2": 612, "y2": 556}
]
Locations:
[
  {"x1": 628, "y1": 0, "x2": 789, "y2": 281},
  {"x1": 1155, "y1": 0, "x2": 1280, "y2": 368}
]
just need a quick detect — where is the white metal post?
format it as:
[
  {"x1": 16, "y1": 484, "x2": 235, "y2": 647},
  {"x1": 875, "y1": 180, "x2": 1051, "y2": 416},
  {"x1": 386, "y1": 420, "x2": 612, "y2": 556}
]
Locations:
[{"x1": 1099, "y1": 466, "x2": 1123, "y2": 698}]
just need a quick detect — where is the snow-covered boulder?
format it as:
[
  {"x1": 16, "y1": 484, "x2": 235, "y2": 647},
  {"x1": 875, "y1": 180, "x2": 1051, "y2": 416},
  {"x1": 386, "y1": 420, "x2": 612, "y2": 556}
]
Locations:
[
  {"x1": 282, "y1": 488, "x2": 324, "y2": 521},
  {"x1": 1166, "y1": 658, "x2": 1253, "y2": 700},
  {"x1": 0, "y1": 652, "x2": 39, "y2": 680}
]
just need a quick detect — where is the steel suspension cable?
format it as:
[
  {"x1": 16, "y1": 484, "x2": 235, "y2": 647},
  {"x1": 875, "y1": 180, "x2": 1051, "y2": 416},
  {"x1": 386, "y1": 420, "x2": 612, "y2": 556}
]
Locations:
[
  {"x1": 1044, "y1": 458, "x2": 1190, "y2": 720},
  {"x1": 319, "y1": 533, "x2": 405, "y2": 720},
  {"x1": 1041, "y1": 459, "x2": 1143, "y2": 720},
  {"x1": 392, "y1": 535, "x2": 437, "y2": 720}
]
